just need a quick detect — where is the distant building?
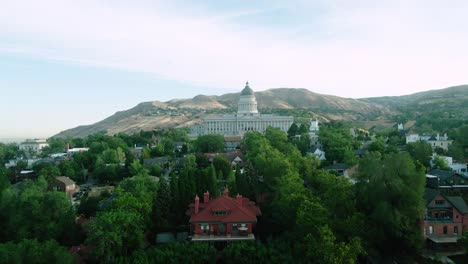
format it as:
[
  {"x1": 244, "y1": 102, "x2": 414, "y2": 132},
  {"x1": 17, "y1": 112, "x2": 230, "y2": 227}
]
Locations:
[
  {"x1": 406, "y1": 133, "x2": 453, "y2": 151},
  {"x1": 19, "y1": 139, "x2": 48, "y2": 154},
  {"x1": 187, "y1": 189, "x2": 261, "y2": 241},
  {"x1": 309, "y1": 118, "x2": 320, "y2": 147},
  {"x1": 191, "y1": 82, "x2": 294, "y2": 137},
  {"x1": 50, "y1": 176, "x2": 79, "y2": 198}
]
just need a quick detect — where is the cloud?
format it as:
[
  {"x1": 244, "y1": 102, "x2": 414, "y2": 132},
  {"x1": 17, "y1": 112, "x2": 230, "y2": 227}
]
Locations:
[{"x1": 0, "y1": 0, "x2": 467, "y2": 98}]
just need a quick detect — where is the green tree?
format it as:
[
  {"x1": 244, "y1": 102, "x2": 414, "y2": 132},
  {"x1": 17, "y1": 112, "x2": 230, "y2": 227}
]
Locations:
[
  {"x1": 86, "y1": 210, "x2": 145, "y2": 262},
  {"x1": 213, "y1": 155, "x2": 231, "y2": 180},
  {"x1": 355, "y1": 152, "x2": 425, "y2": 259},
  {"x1": 38, "y1": 165, "x2": 61, "y2": 182},
  {"x1": 194, "y1": 134, "x2": 225, "y2": 153},
  {"x1": 0, "y1": 239, "x2": 74, "y2": 264},
  {"x1": 154, "y1": 177, "x2": 171, "y2": 228},
  {"x1": 0, "y1": 177, "x2": 77, "y2": 244},
  {"x1": 433, "y1": 156, "x2": 451, "y2": 171},
  {"x1": 406, "y1": 141, "x2": 432, "y2": 168},
  {"x1": 287, "y1": 123, "x2": 299, "y2": 138}
]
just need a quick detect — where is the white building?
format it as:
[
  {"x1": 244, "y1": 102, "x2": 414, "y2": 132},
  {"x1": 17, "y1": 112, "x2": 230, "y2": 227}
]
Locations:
[
  {"x1": 191, "y1": 82, "x2": 294, "y2": 137},
  {"x1": 19, "y1": 139, "x2": 49, "y2": 154},
  {"x1": 405, "y1": 133, "x2": 453, "y2": 151}
]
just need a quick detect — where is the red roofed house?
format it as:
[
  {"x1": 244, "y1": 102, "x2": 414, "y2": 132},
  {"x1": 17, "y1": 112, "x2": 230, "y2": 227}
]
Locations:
[{"x1": 187, "y1": 188, "x2": 261, "y2": 241}]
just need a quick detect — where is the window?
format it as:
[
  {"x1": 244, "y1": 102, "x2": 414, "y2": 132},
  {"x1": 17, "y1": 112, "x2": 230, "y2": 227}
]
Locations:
[
  {"x1": 443, "y1": 226, "x2": 448, "y2": 234},
  {"x1": 454, "y1": 226, "x2": 458, "y2": 234},
  {"x1": 213, "y1": 211, "x2": 227, "y2": 216},
  {"x1": 435, "y1": 200, "x2": 445, "y2": 205}
]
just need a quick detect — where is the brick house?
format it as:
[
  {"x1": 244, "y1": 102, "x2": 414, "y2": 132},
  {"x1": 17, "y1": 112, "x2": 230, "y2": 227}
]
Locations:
[
  {"x1": 50, "y1": 176, "x2": 79, "y2": 198},
  {"x1": 187, "y1": 188, "x2": 261, "y2": 241},
  {"x1": 423, "y1": 188, "x2": 468, "y2": 249}
]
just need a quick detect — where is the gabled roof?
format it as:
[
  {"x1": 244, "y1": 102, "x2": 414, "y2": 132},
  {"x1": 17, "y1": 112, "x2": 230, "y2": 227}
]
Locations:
[
  {"x1": 427, "y1": 169, "x2": 454, "y2": 181},
  {"x1": 423, "y1": 188, "x2": 468, "y2": 214},
  {"x1": 423, "y1": 188, "x2": 440, "y2": 205},
  {"x1": 189, "y1": 194, "x2": 261, "y2": 223},
  {"x1": 446, "y1": 196, "x2": 468, "y2": 214}
]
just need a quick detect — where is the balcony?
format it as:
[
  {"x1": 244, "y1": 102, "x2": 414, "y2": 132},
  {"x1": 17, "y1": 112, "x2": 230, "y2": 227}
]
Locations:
[
  {"x1": 191, "y1": 233, "x2": 255, "y2": 241},
  {"x1": 424, "y1": 217, "x2": 454, "y2": 223}
]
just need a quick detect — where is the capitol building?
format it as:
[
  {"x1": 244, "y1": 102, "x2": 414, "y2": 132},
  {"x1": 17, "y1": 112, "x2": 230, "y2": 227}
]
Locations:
[{"x1": 191, "y1": 82, "x2": 294, "y2": 137}]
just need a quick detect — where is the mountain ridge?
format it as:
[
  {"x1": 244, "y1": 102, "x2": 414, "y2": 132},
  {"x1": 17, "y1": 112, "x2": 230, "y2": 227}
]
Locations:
[{"x1": 54, "y1": 86, "x2": 467, "y2": 138}]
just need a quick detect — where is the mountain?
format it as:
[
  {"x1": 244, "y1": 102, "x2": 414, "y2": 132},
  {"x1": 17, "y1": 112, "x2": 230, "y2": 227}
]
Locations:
[
  {"x1": 54, "y1": 88, "x2": 393, "y2": 138},
  {"x1": 54, "y1": 86, "x2": 467, "y2": 138},
  {"x1": 360, "y1": 85, "x2": 468, "y2": 115}
]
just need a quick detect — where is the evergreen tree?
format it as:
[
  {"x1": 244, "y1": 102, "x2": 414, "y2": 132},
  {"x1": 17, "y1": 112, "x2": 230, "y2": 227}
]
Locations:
[
  {"x1": 154, "y1": 177, "x2": 171, "y2": 229},
  {"x1": 208, "y1": 165, "x2": 218, "y2": 197},
  {"x1": 228, "y1": 170, "x2": 237, "y2": 196}
]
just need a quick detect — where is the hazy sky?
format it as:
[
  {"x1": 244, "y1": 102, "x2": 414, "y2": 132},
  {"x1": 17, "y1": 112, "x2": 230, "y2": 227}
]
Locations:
[{"x1": 1, "y1": 0, "x2": 467, "y2": 138}]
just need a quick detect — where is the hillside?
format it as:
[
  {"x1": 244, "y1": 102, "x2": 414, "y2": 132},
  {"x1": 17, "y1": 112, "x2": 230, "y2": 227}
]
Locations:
[
  {"x1": 360, "y1": 85, "x2": 468, "y2": 116},
  {"x1": 54, "y1": 88, "x2": 393, "y2": 138}
]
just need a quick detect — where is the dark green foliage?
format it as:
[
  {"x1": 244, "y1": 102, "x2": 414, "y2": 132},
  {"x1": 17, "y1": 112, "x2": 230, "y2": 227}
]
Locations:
[
  {"x1": 0, "y1": 177, "x2": 78, "y2": 244},
  {"x1": 355, "y1": 152, "x2": 425, "y2": 258},
  {"x1": 154, "y1": 177, "x2": 171, "y2": 228},
  {"x1": 287, "y1": 123, "x2": 298, "y2": 137},
  {"x1": 146, "y1": 242, "x2": 216, "y2": 263},
  {"x1": 86, "y1": 209, "x2": 145, "y2": 262},
  {"x1": 78, "y1": 195, "x2": 103, "y2": 217},
  {"x1": 406, "y1": 141, "x2": 433, "y2": 168},
  {"x1": 0, "y1": 239, "x2": 74, "y2": 264},
  {"x1": 319, "y1": 125, "x2": 356, "y2": 165},
  {"x1": 193, "y1": 134, "x2": 225, "y2": 153},
  {"x1": 212, "y1": 155, "x2": 231, "y2": 180},
  {"x1": 223, "y1": 241, "x2": 295, "y2": 264}
]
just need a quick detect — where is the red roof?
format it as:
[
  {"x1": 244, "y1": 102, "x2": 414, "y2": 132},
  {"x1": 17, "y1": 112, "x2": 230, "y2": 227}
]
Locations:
[{"x1": 189, "y1": 194, "x2": 261, "y2": 223}]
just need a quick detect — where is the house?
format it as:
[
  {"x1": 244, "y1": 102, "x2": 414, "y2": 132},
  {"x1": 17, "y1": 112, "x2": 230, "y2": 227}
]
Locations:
[
  {"x1": 354, "y1": 149, "x2": 367, "y2": 158},
  {"x1": 325, "y1": 163, "x2": 349, "y2": 176},
  {"x1": 187, "y1": 188, "x2": 261, "y2": 241},
  {"x1": 224, "y1": 136, "x2": 242, "y2": 152},
  {"x1": 422, "y1": 188, "x2": 468, "y2": 250},
  {"x1": 225, "y1": 151, "x2": 245, "y2": 167},
  {"x1": 143, "y1": 157, "x2": 170, "y2": 169},
  {"x1": 426, "y1": 169, "x2": 468, "y2": 189},
  {"x1": 19, "y1": 139, "x2": 49, "y2": 154},
  {"x1": 50, "y1": 176, "x2": 79, "y2": 198},
  {"x1": 406, "y1": 133, "x2": 453, "y2": 151},
  {"x1": 308, "y1": 147, "x2": 326, "y2": 161}
]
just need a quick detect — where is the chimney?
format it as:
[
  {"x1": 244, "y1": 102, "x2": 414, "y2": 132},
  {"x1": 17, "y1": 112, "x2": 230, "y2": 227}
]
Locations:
[
  {"x1": 194, "y1": 195, "x2": 200, "y2": 214},
  {"x1": 204, "y1": 191, "x2": 209, "y2": 204},
  {"x1": 236, "y1": 194, "x2": 243, "y2": 206},
  {"x1": 223, "y1": 186, "x2": 229, "y2": 196}
]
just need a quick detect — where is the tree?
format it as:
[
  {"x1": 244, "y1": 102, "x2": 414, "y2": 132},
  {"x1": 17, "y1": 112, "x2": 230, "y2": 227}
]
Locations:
[
  {"x1": 355, "y1": 152, "x2": 425, "y2": 259},
  {"x1": 193, "y1": 134, "x2": 225, "y2": 153},
  {"x1": 287, "y1": 123, "x2": 299, "y2": 138},
  {"x1": 86, "y1": 210, "x2": 145, "y2": 262},
  {"x1": 228, "y1": 170, "x2": 237, "y2": 196},
  {"x1": 406, "y1": 141, "x2": 432, "y2": 168},
  {"x1": 433, "y1": 156, "x2": 451, "y2": 171},
  {"x1": 213, "y1": 155, "x2": 231, "y2": 180},
  {"x1": 0, "y1": 177, "x2": 77, "y2": 244},
  {"x1": 129, "y1": 160, "x2": 148, "y2": 177},
  {"x1": 368, "y1": 137, "x2": 385, "y2": 154},
  {"x1": 154, "y1": 177, "x2": 171, "y2": 228},
  {"x1": 38, "y1": 165, "x2": 61, "y2": 182},
  {"x1": 0, "y1": 239, "x2": 74, "y2": 264}
]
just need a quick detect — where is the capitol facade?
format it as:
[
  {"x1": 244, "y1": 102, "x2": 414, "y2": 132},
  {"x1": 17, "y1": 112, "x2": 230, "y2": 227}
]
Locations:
[{"x1": 191, "y1": 82, "x2": 294, "y2": 137}]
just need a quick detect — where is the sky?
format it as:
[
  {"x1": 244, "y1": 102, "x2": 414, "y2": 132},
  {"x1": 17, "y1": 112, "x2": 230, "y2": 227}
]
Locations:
[{"x1": 1, "y1": 0, "x2": 467, "y2": 138}]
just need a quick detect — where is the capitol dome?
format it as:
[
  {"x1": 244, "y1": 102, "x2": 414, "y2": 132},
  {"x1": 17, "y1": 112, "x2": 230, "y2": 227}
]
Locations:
[
  {"x1": 238, "y1": 82, "x2": 258, "y2": 115},
  {"x1": 240, "y1": 82, "x2": 254, "y2": 96}
]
